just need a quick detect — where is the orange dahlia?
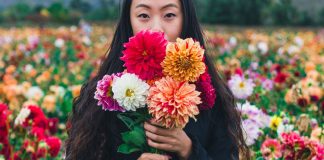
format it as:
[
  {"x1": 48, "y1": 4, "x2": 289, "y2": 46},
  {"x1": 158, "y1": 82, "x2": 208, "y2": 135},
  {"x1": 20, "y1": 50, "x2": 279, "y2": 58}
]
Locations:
[
  {"x1": 147, "y1": 77, "x2": 201, "y2": 128},
  {"x1": 162, "y1": 38, "x2": 206, "y2": 82}
]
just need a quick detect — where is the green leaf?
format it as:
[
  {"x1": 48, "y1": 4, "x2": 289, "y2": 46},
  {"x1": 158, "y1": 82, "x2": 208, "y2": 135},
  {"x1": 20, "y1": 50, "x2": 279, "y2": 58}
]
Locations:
[
  {"x1": 121, "y1": 126, "x2": 146, "y2": 148},
  {"x1": 117, "y1": 114, "x2": 135, "y2": 129},
  {"x1": 0, "y1": 143, "x2": 3, "y2": 151},
  {"x1": 117, "y1": 144, "x2": 141, "y2": 154},
  {"x1": 118, "y1": 125, "x2": 146, "y2": 154}
]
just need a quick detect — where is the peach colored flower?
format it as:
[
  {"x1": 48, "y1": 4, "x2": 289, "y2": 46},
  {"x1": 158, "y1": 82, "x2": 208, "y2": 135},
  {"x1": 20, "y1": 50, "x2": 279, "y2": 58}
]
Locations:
[
  {"x1": 311, "y1": 127, "x2": 324, "y2": 143},
  {"x1": 42, "y1": 95, "x2": 57, "y2": 113},
  {"x1": 162, "y1": 38, "x2": 205, "y2": 82},
  {"x1": 70, "y1": 85, "x2": 82, "y2": 98},
  {"x1": 147, "y1": 77, "x2": 201, "y2": 128}
]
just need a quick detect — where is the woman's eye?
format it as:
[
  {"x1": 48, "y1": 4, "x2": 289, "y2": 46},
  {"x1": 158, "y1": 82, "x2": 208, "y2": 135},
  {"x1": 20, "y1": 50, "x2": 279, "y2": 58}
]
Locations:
[
  {"x1": 165, "y1": 13, "x2": 176, "y2": 19},
  {"x1": 138, "y1": 14, "x2": 150, "y2": 19}
]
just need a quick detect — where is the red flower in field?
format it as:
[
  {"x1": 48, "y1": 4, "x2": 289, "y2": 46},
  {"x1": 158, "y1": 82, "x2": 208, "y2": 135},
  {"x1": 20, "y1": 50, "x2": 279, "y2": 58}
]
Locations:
[
  {"x1": 13, "y1": 151, "x2": 22, "y2": 160},
  {"x1": 274, "y1": 72, "x2": 289, "y2": 84},
  {"x1": 33, "y1": 116, "x2": 48, "y2": 129},
  {"x1": 195, "y1": 70, "x2": 216, "y2": 110},
  {"x1": 281, "y1": 132, "x2": 306, "y2": 159},
  {"x1": 19, "y1": 105, "x2": 47, "y2": 128},
  {"x1": 28, "y1": 105, "x2": 45, "y2": 118},
  {"x1": 270, "y1": 64, "x2": 282, "y2": 73},
  {"x1": 121, "y1": 30, "x2": 168, "y2": 80},
  {"x1": 31, "y1": 127, "x2": 46, "y2": 140},
  {"x1": 76, "y1": 52, "x2": 87, "y2": 59},
  {"x1": 0, "y1": 103, "x2": 11, "y2": 159},
  {"x1": 45, "y1": 137, "x2": 61, "y2": 157},
  {"x1": 234, "y1": 68, "x2": 243, "y2": 76},
  {"x1": 48, "y1": 118, "x2": 59, "y2": 134}
]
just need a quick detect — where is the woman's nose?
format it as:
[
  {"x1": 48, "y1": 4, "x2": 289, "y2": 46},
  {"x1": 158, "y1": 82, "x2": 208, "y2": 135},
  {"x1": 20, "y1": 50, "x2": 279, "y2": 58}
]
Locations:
[{"x1": 150, "y1": 18, "x2": 163, "y2": 32}]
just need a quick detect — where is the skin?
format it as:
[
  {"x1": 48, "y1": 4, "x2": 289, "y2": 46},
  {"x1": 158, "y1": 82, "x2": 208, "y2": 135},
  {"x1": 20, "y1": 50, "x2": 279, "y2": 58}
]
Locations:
[
  {"x1": 130, "y1": 0, "x2": 192, "y2": 159},
  {"x1": 130, "y1": 0, "x2": 183, "y2": 42}
]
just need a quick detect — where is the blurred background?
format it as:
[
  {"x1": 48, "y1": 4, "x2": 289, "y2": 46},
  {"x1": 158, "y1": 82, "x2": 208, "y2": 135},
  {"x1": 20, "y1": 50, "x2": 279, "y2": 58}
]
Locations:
[
  {"x1": 0, "y1": 0, "x2": 324, "y2": 26},
  {"x1": 0, "y1": 0, "x2": 323, "y2": 159}
]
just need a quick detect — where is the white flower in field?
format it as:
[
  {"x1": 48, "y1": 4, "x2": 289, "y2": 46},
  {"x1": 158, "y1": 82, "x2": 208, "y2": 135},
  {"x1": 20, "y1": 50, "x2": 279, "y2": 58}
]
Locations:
[
  {"x1": 54, "y1": 38, "x2": 65, "y2": 48},
  {"x1": 228, "y1": 75, "x2": 255, "y2": 99},
  {"x1": 82, "y1": 36, "x2": 92, "y2": 46},
  {"x1": 277, "y1": 47, "x2": 284, "y2": 55},
  {"x1": 25, "y1": 86, "x2": 44, "y2": 101},
  {"x1": 14, "y1": 107, "x2": 31, "y2": 126},
  {"x1": 50, "y1": 85, "x2": 66, "y2": 99},
  {"x1": 294, "y1": 36, "x2": 304, "y2": 47},
  {"x1": 24, "y1": 64, "x2": 34, "y2": 73},
  {"x1": 248, "y1": 44, "x2": 257, "y2": 53},
  {"x1": 257, "y1": 41, "x2": 268, "y2": 55},
  {"x1": 229, "y1": 36, "x2": 237, "y2": 47},
  {"x1": 237, "y1": 101, "x2": 270, "y2": 128},
  {"x1": 250, "y1": 62, "x2": 258, "y2": 70},
  {"x1": 277, "y1": 122, "x2": 294, "y2": 139},
  {"x1": 112, "y1": 73, "x2": 150, "y2": 111},
  {"x1": 242, "y1": 119, "x2": 261, "y2": 146},
  {"x1": 70, "y1": 25, "x2": 77, "y2": 32},
  {"x1": 287, "y1": 45, "x2": 300, "y2": 55}
]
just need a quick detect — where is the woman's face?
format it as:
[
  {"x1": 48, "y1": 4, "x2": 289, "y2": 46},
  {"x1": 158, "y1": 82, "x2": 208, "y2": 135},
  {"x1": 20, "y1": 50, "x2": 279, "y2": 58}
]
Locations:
[{"x1": 130, "y1": 0, "x2": 183, "y2": 42}]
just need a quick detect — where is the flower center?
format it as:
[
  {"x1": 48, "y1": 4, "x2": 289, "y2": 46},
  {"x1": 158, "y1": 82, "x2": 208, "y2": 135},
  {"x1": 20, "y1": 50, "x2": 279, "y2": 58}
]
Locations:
[
  {"x1": 106, "y1": 88, "x2": 113, "y2": 97},
  {"x1": 178, "y1": 58, "x2": 192, "y2": 69},
  {"x1": 125, "y1": 89, "x2": 135, "y2": 97},
  {"x1": 142, "y1": 51, "x2": 148, "y2": 56},
  {"x1": 239, "y1": 82, "x2": 245, "y2": 88}
]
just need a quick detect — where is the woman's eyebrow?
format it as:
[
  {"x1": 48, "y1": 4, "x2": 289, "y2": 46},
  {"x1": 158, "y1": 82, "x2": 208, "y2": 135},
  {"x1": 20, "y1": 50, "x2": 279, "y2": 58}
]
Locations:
[
  {"x1": 135, "y1": 4, "x2": 151, "y2": 9},
  {"x1": 135, "y1": 3, "x2": 179, "y2": 10},
  {"x1": 161, "y1": 3, "x2": 179, "y2": 10}
]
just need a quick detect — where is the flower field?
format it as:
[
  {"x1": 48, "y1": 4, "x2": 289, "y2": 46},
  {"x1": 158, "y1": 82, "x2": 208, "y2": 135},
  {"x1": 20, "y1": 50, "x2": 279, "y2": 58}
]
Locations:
[{"x1": 0, "y1": 25, "x2": 323, "y2": 159}]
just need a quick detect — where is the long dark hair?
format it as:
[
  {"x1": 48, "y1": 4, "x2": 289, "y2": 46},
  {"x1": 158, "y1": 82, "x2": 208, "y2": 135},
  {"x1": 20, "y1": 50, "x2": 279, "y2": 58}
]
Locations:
[{"x1": 65, "y1": 0, "x2": 250, "y2": 159}]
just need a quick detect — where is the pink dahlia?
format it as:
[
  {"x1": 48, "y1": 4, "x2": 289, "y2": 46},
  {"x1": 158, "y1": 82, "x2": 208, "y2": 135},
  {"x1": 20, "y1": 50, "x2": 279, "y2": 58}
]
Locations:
[
  {"x1": 121, "y1": 30, "x2": 168, "y2": 80},
  {"x1": 281, "y1": 132, "x2": 306, "y2": 159},
  {"x1": 94, "y1": 73, "x2": 124, "y2": 112},
  {"x1": 147, "y1": 77, "x2": 201, "y2": 128},
  {"x1": 261, "y1": 138, "x2": 282, "y2": 159},
  {"x1": 195, "y1": 69, "x2": 216, "y2": 110}
]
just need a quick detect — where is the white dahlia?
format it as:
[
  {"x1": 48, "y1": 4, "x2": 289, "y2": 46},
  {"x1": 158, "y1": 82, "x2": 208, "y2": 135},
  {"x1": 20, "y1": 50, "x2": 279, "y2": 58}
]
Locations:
[{"x1": 112, "y1": 73, "x2": 149, "y2": 111}]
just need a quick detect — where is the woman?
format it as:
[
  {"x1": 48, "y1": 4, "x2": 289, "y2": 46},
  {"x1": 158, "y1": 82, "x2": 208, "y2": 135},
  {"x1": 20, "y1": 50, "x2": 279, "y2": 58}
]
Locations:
[{"x1": 66, "y1": 0, "x2": 250, "y2": 159}]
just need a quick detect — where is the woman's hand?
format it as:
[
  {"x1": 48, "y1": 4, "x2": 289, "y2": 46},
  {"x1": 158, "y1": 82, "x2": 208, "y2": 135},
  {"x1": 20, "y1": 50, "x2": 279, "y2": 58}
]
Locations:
[
  {"x1": 138, "y1": 153, "x2": 170, "y2": 160},
  {"x1": 144, "y1": 120, "x2": 192, "y2": 160}
]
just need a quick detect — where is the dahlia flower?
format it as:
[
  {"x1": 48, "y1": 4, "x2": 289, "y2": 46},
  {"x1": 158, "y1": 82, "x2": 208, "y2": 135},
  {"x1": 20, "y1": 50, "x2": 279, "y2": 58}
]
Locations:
[
  {"x1": 147, "y1": 76, "x2": 201, "y2": 128},
  {"x1": 228, "y1": 74, "x2": 255, "y2": 99},
  {"x1": 195, "y1": 71, "x2": 216, "y2": 110},
  {"x1": 121, "y1": 30, "x2": 168, "y2": 80},
  {"x1": 94, "y1": 73, "x2": 124, "y2": 112},
  {"x1": 261, "y1": 139, "x2": 282, "y2": 159},
  {"x1": 112, "y1": 73, "x2": 149, "y2": 111},
  {"x1": 162, "y1": 38, "x2": 205, "y2": 82}
]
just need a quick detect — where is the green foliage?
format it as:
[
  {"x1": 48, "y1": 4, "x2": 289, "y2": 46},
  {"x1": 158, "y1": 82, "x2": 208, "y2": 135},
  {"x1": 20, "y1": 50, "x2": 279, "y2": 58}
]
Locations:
[
  {"x1": 1, "y1": 3, "x2": 33, "y2": 21},
  {"x1": 0, "y1": 0, "x2": 322, "y2": 26},
  {"x1": 319, "y1": 8, "x2": 324, "y2": 25},
  {"x1": 196, "y1": 0, "x2": 321, "y2": 26},
  {"x1": 48, "y1": 2, "x2": 70, "y2": 22}
]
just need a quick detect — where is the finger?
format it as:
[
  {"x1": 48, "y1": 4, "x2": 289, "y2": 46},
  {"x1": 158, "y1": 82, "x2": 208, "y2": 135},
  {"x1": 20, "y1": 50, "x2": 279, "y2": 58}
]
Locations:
[
  {"x1": 147, "y1": 138, "x2": 175, "y2": 152},
  {"x1": 144, "y1": 122, "x2": 172, "y2": 136},
  {"x1": 149, "y1": 119, "x2": 163, "y2": 127},
  {"x1": 145, "y1": 130, "x2": 175, "y2": 144},
  {"x1": 139, "y1": 153, "x2": 170, "y2": 160}
]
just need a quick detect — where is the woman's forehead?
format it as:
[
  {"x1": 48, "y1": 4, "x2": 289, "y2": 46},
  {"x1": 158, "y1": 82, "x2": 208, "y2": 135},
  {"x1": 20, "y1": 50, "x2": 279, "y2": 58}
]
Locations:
[{"x1": 131, "y1": 0, "x2": 181, "y2": 10}]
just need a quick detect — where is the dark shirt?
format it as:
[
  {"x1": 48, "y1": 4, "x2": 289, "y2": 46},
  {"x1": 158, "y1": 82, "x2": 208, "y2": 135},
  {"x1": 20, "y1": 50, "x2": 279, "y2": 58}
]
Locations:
[{"x1": 109, "y1": 107, "x2": 239, "y2": 160}]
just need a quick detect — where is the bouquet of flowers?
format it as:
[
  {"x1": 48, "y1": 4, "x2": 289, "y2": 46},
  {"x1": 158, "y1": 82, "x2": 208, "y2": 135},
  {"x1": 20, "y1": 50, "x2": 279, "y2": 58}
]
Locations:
[{"x1": 94, "y1": 30, "x2": 216, "y2": 154}]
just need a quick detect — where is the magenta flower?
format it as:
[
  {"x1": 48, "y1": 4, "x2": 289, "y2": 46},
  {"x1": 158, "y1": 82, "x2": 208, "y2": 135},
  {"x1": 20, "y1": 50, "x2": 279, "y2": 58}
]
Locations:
[{"x1": 94, "y1": 73, "x2": 125, "y2": 112}]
